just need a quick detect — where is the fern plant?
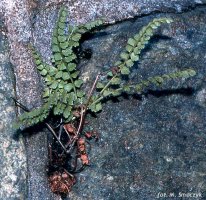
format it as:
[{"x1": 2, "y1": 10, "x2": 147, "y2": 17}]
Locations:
[
  {"x1": 15, "y1": 7, "x2": 196, "y2": 129},
  {"x1": 14, "y1": 6, "x2": 197, "y2": 195}
]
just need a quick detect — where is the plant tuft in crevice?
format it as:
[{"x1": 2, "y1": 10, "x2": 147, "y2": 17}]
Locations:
[{"x1": 14, "y1": 6, "x2": 196, "y2": 195}]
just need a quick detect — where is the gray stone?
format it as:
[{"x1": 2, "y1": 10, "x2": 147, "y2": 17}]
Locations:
[
  {"x1": 1, "y1": 0, "x2": 206, "y2": 199},
  {"x1": 0, "y1": 20, "x2": 27, "y2": 199},
  {"x1": 38, "y1": 0, "x2": 206, "y2": 24},
  {"x1": 65, "y1": 6, "x2": 206, "y2": 200}
]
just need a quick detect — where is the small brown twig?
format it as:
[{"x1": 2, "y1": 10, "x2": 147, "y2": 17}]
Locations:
[
  {"x1": 45, "y1": 123, "x2": 68, "y2": 153},
  {"x1": 66, "y1": 105, "x2": 85, "y2": 152}
]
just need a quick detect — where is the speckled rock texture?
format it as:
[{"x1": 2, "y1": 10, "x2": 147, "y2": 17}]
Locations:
[
  {"x1": 66, "y1": 7, "x2": 206, "y2": 200},
  {"x1": 0, "y1": 21, "x2": 27, "y2": 199},
  {"x1": 0, "y1": 0, "x2": 206, "y2": 199},
  {"x1": 1, "y1": 0, "x2": 56, "y2": 199}
]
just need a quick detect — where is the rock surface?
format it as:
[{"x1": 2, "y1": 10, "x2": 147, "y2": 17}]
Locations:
[
  {"x1": 66, "y1": 7, "x2": 206, "y2": 200},
  {"x1": 0, "y1": 0, "x2": 206, "y2": 199},
  {"x1": 0, "y1": 20, "x2": 27, "y2": 199}
]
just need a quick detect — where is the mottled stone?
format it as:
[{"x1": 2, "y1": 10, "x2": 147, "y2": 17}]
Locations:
[
  {"x1": 1, "y1": 0, "x2": 206, "y2": 199},
  {"x1": 1, "y1": 1, "x2": 56, "y2": 199},
  {"x1": 38, "y1": 0, "x2": 206, "y2": 24},
  {"x1": 0, "y1": 20, "x2": 27, "y2": 199},
  {"x1": 65, "y1": 7, "x2": 206, "y2": 200}
]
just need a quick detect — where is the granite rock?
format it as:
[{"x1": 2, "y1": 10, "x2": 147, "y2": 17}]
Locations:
[
  {"x1": 65, "y1": 6, "x2": 206, "y2": 200},
  {"x1": 0, "y1": 20, "x2": 27, "y2": 200},
  {"x1": 0, "y1": 0, "x2": 206, "y2": 199}
]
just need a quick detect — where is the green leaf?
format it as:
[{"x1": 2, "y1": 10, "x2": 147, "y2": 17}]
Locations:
[
  {"x1": 126, "y1": 45, "x2": 133, "y2": 53},
  {"x1": 125, "y1": 60, "x2": 134, "y2": 68},
  {"x1": 54, "y1": 53, "x2": 62, "y2": 61},
  {"x1": 62, "y1": 48, "x2": 73, "y2": 56},
  {"x1": 50, "y1": 81, "x2": 58, "y2": 89},
  {"x1": 68, "y1": 40, "x2": 79, "y2": 47},
  {"x1": 127, "y1": 38, "x2": 136, "y2": 47},
  {"x1": 71, "y1": 71, "x2": 79, "y2": 78},
  {"x1": 187, "y1": 69, "x2": 196, "y2": 76},
  {"x1": 120, "y1": 66, "x2": 130, "y2": 75},
  {"x1": 155, "y1": 76, "x2": 164, "y2": 84},
  {"x1": 120, "y1": 52, "x2": 130, "y2": 60},
  {"x1": 107, "y1": 71, "x2": 113, "y2": 77},
  {"x1": 55, "y1": 71, "x2": 63, "y2": 79},
  {"x1": 68, "y1": 25, "x2": 74, "y2": 32},
  {"x1": 72, "y1": 33, "x2": 81, "y2": 41},
  {"x1": 74, "y1": 80, "x2": 83, "y2": 88},
  {"x1": 40, "y1": 69, "x2": 47, "y2": 76},
  {"x1": 53, "y1": 106, "x2": 60, "y2": 115},
  {"x1": 59, "y1": 16, "x2": 66, "y2": 23},
  {"x1": 58, "y1": 82, "x2": 64, "y2": 89},
  {"x1": 61, "y1": 9, "x2": 68, "y2": 17},
  {"x1": 59, "y1": 42, "x2": 69, "y2": 49},
  {"x1": 145, "y1": 27, "x2": 153, "y2": 36},
  {"x1": 95, "y1": 103, "x2": 102, "y2": 112},
  {"x1": 114, "y1": 61, "x2": 122, "y2": 66},
  {"x1": 136, "y1": 84, "x2": 143, "y2": 93},
  {"x1": 32, "y1": 52, "x2": 39, "y2": 59},
  {"x1": 123, "y1": 86, "x2": 130, "y2": 92},
  {"x1": 45, "y1": 75, "x2": 52, "y2": 82},
  {"x1": 142, "y1": 81, "x2": 150, "y2": 86},
  {"x1": 89, "y1": 104, "x2": 96, "y2": 112},
  {"x1": 52, "y1": 37, "x2": 58, "y2": 45},
  {"x1": 62, "y1": 72, "x2": 70, "y2": 80},
  {"x1": 64, "y1": 54, "x2": 76, "y2": 63},
  {"x1": 130, "y1": 53, "x2": 139, "y2": 62},
  {"x1": 58, "y1": 63, "x2": 66, "y2": 70},
  {"x1": 67, "y1": 63, "x2": 76, "y2": 71},
  {"x1": 111, "y1": 77, "x2": 121, "y2": 85},
  {"x1": 63, "y1": 106, "x2": 72, "y2": 119},
  {"x1": 162, "y1": 74, "x2": 170, "y2": 79},
  {"x1": 67, "y1": 93, "x2": 74, "y2": 105},
  {"x1": 37, "y1": 64, "x2": 44, "y2": 70},
  {"x1": 52, "y1": 45, "x2": 60, "y2": 52},
  {"x1": 77, "y1": 91, "x2": 85, "y2": 98},
  {"x1": 111, "y1": 90, "x2": 121, "y2": 96},
  {"x1": 35, "y1": 59, "x2": 41, "y2": 65},
  {"x1": 103, "y1": 90, "x2": 111, "y2": 97},
  {"x1": 77, "y1": 27, "x2": 87, "y2": 34},
  {"x1": 48, "y1": 66, "x2": 58, "y2": 76},
  {"x1": 133, "y1": 47, "x2": 141, "y2": 55},
  {"x1": 96, "y1": 82, "x2": 104, "y2": 89},
  {"x1": 58, "y1": 36, "x2": 67, "y2": 43},
  {"x1": 43, "y1": 88, "x2": 50, "y2": 98},
  {"x1": 58, "y1": 22, "x2": 65, "y2": 29},
  {"x1": 64, "y1": 83, "x2": 73, "y2": 92}
]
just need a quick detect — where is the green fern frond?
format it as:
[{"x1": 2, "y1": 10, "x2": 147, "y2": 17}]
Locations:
[
  {"x1": 96, "y1": 18, "x2": 174, "y2": 101},
  {"x1": 88, "y1": 18, "x2": 176, "y2": 112},
  {"x1": 88, "y1": 69, "x2": 196, "y2": 111},
  {"x1": 118, "y1": 18, "x2": 173, "y2": 73},
  {"x1": 14, "y1": 100, "x2": 51, "y2": 128},
  {"x1": 103, "y1": 69, "x2": 196, "y2": 98},
  {"x1": 16, "y1": 9, "x2": 196, "y2": 129},
  {"x1": 29, "y1": 45, "x2": 52, "y2": 77}
]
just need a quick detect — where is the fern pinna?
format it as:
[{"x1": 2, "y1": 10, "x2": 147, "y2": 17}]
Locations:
[{"x1": 15, "y1": 6, "x2": 196, "y2": 195}]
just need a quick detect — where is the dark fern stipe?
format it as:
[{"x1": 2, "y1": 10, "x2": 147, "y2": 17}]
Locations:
[{"x1": 14, "y1": 6, "x2": 196, "y2": 196}]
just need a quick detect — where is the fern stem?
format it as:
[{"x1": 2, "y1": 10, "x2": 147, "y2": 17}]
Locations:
[
  {"x1": 89, "y1": 74, "x2": 118, "y2": 106},
  {"x1": 85, "y1": 74, "x2": 100, "y2": 107},
  {"x1": 90, "y1": 96, "x2": 104, "y2": 107},
  {"x1": 100, "y1": 74, "x2": 118, "y2": 94},
  {"x1": 68, "y1": 72, "x2": 77, "y2": 98}
]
